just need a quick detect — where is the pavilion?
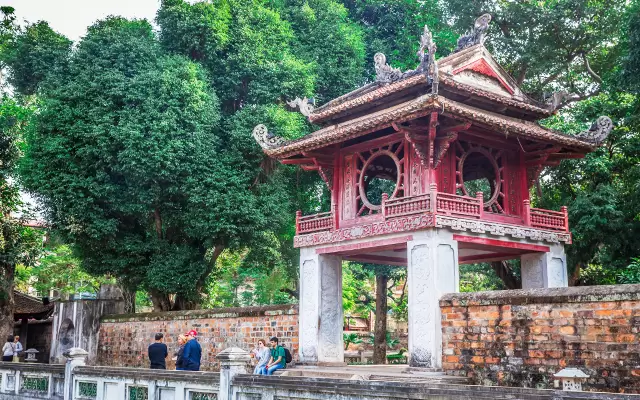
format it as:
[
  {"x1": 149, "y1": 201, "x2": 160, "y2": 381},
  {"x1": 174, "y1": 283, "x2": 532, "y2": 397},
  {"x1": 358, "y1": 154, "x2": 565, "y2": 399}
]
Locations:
[{"x1": 253, "y1": 15, "x2": 612, "y2": 368}]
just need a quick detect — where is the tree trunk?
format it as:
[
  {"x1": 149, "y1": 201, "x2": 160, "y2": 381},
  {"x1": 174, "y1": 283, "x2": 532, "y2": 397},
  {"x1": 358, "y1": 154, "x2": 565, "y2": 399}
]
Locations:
[
  {"x1": 119, "y1": 285, "x2": 136, "y2": 314},
  {"x1": 150, "y1": 290, "x2": 171, "y2": 312},
  {"x1": 0, "y1": 262, "x2": 16, "y2": 343},
  {"x1": 373, "y1": 273, "x2": 388, "y2": 365},
  {"x1": 490, "y1": 261, "x2": 522, "y2": 289}
]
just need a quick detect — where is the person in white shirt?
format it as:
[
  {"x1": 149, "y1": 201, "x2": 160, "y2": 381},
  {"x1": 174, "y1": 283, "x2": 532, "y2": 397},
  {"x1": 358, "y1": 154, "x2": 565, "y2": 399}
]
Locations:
[
  {"x1": 2, "y1": 336, "x2": 15, "y2": 362},
  {"x1": 13, "y1": 336, "x2": 23, "y2": 358}
]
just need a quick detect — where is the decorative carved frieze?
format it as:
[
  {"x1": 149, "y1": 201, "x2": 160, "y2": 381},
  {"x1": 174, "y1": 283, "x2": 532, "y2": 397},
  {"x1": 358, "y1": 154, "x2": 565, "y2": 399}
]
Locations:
[
  {"x1": 294, "y1": 214, "x2": 435, "y2": 247},
  {"x1": 252, "y1": 124, "x2": 287, "y2": 150},
  {"x1": 435, "y1": 215, "x2": 572, "y2": 243},
  {"x1": 454, "y1": 14, "x2": 492, "y2": 53}
]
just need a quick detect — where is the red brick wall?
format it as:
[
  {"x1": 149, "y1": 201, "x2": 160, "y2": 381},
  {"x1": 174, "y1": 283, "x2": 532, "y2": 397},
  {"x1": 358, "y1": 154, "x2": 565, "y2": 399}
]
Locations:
[
  {"x1": 440, "y1": 285, "x2": 640, "y2": 393},
  {"x1": 97, "y1": 304, "x2": 298, "y2": 371}
]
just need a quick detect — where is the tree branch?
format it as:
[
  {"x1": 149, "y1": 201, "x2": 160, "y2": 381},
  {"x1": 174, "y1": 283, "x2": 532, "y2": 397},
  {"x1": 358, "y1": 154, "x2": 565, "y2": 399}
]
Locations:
[{"x1": 582, "y1": 53, "x2": 603, "y2": 84}]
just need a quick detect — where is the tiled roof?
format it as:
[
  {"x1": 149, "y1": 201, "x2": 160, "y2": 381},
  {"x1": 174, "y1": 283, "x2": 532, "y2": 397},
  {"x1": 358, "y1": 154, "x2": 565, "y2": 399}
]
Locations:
[
  {"x1": 14, "y1": 291, "x2": 54, "y2": 319},
  {"x1": 265, "y1": 95, "x2": 595, "y2": 158}
]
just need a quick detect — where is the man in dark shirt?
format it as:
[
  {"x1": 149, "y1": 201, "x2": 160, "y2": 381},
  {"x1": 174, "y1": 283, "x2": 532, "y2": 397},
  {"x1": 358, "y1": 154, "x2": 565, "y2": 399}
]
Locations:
[
  {"x1": 148, "y1": 333, "x2": 168, "y2": 369},
  {"x1": 182, "y1": 330, "x2": 202, "y2": 371}
]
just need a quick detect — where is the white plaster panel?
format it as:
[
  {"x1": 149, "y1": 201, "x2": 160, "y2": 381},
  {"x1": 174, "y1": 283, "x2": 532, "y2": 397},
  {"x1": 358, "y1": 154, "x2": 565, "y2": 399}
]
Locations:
[
  {"x1": 299, "y1": 257, "x2": 319, "y2": 363},
  {"x1": 318, "y1": 255, "x2": 343, "y2": 363}
]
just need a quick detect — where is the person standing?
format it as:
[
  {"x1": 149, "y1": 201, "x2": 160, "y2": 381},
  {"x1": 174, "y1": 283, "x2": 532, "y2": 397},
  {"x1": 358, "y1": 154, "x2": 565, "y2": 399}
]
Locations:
[
  {"x1": 251, "y1": 339, "x2": 270, "y2": 375},
  {"x1": 2, "y1": 336, "x2": 15, "y2": 362},
  {"x1": 13, "y1": 336, "x2": 22, "y2": 362},
  {"x1": 182, "y1": 330, "x2": 202, "y2": 371},
  {"x1": 175, "y1": 334, "x2": 187, "y2": 371},
  {"x1": 265, "y1": 337, "x2": 286, "y2": 375},
  {"x1": 148, "y1": 333, "x2": 168, "y2": 369}
]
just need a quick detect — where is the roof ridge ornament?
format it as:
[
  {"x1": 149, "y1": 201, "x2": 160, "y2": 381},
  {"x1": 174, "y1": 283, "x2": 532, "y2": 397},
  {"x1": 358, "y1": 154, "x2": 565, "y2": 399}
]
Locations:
[
  {"x1": 416, "y1": 24, "x2": 438, "y2": 93},
  {"x1": 374, "y1": 53, "x2": 403, "y2": 84},
  {"x1": 287, "y1": 97, "x2": 315, "y2": 117},
  {"x1": 252, "y1": 124, "x2": 286, "y2": 150},
  {"x1": 454, "y1": 13, "x2": 492, "y2": 53},
  {"x1": 575, "y1": 116, "x2": 613, "y2": 145}
]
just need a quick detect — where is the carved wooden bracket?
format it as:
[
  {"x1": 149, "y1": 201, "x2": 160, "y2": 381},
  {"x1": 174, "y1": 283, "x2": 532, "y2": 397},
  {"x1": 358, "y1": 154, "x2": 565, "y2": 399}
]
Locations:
[
  {"x1": 392, "y1": 113, "x2": 438, "y2": 168},
  {"x1": 282, "y1": 152, "x2": 335, "y2": 190},
  {"x1": 433, "y1": 122, "x2": 471, "y2": 168}
]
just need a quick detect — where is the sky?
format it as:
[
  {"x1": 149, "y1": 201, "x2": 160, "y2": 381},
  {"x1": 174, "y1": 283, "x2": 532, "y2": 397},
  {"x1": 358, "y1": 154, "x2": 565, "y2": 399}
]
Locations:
[{"x1": 4, "y1": 0, "x2": 162, "y2": 42}]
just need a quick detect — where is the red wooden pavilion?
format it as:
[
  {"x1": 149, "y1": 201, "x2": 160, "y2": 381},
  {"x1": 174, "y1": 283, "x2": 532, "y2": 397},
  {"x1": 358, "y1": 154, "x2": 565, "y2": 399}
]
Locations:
[{"x1": 253, "y1": 15, "x2": 612, "y2": 368}]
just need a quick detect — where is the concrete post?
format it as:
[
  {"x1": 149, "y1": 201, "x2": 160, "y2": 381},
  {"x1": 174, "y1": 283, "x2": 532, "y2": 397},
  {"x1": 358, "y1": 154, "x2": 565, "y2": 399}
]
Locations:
[
  {"x1": 298, "y1": 248, "x2": 344, "y2": 365},
  {"x1": 521, "y1": 244, "x2": 568, "y2": 288},
  {"x1": 63, "y1": 348, "x2": 88, "y2": 400},
  {"x1": 216, "y1": 347, "x2": 251, "y2": 400},
  {"x1": 407, "y1": 230, "x2": 458, "y2": 369}
]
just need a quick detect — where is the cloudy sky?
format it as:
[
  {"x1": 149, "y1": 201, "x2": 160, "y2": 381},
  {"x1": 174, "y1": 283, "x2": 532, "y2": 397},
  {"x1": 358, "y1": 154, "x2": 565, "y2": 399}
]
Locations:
[{"x1": 5, "y1": 0, "x2": 161, "y2": 42}]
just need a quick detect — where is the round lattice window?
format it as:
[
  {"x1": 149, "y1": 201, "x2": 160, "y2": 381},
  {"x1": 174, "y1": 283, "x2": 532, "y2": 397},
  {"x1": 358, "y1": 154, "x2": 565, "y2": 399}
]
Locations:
[
  {"x1": 358, "y1": 150, "x2": 401, "y2": 211},
  {"x1": 458, "y1": 146, "x2": 502, "y2": 209}
]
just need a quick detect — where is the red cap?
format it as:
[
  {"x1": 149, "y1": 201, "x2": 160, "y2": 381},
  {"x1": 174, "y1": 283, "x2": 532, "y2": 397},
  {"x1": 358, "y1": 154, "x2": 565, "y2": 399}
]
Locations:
[{"x1": 187, "y1": 330, "x2": 198, "y2": 337}]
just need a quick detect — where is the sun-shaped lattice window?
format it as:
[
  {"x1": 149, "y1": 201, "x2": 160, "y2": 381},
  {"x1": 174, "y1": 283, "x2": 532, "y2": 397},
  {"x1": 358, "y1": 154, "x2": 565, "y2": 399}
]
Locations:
[
  {"x1": 355, "y1": 140, "x2": 405, "y2": 215},
  {"x1": 455, "y1": 142, "x2": 505, "y2": 213}
]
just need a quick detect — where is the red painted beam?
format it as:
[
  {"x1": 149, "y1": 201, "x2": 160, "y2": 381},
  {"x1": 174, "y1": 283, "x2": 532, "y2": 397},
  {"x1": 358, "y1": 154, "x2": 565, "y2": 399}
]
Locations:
[
  {"x1": 344, "y1": 255, "x2": 407, "y2": 267},
  {"x1": 453, "y1": 234, "x2": 550, "y2": 252},
  {"x1": 459, "y1": 252, "x2": 530, "y2": 264},
  {"x1": 316, "y1": 235, "x2": 413, "y2": 255}
]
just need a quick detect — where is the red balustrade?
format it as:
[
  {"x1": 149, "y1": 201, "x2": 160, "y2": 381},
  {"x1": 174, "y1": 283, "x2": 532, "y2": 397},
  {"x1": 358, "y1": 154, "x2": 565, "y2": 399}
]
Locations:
[
  {"x1": 523, "y1": 200, "x2": 569, "y2": 232},
  {"x1": 435, "y1": 192, "x2": 483, "y2": 218},
  {"x1": 382, "y1": 194, "x2": 431, "y2": 218},
  {"x1": 296, "y1": 211, "x2": 334, "y2": 234}
]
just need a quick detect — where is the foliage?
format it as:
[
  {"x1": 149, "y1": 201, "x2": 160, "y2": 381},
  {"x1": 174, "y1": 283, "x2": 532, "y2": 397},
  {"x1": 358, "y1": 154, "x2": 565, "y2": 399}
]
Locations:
[
  {"x1": 3, "y1": 21, "x2": 71, "y2": 95},
  {"x1": 618, "y1": 258, "x2": 640, "y2": 284},
  {"x1": 459, "y1": 263, "x2": 506, "y2": 292},
  {"x1": 343, "y1": 332, "x2": 362, "y2": 350},
  {"x1": 366, "y1": 332, "x2": 399, "y2": 349},
  {"x1": 15, "y1": 245, "x2": 111, "y2": 299}
]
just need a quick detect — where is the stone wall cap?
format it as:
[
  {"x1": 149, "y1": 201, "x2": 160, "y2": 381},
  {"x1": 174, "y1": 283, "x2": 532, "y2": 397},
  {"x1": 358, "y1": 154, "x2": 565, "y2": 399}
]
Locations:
[
  {"x1": 101, "y1": 304, "x2": 298, "y2": 323},
  {"x1": 440, "y1": 284, "x2": 640, "y2": 306},
  {"x1": 216, "y1": 347, "x2": 251, "y2": 362},
  {"x1": 554, "y1": 368, "x2": 590, "y2": 379},
  {"x1": 63, "y1": 348, "x2": 89, "y2": 359}
]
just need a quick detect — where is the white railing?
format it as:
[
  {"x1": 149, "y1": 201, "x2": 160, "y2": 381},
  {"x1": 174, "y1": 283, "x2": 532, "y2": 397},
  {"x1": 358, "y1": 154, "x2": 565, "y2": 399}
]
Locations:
[{"x1": 0, "y1": 362, "x2": 65, "y2": 399}]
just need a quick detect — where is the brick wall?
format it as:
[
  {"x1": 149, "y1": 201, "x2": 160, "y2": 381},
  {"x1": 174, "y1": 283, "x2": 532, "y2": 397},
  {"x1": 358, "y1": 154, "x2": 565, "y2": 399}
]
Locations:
[
  {"x1": 97, "y1": 304, "x2": 298, "y2": 371},
  {"x1": 440, "y1": 285, "x2": 640, "y2": 393}
]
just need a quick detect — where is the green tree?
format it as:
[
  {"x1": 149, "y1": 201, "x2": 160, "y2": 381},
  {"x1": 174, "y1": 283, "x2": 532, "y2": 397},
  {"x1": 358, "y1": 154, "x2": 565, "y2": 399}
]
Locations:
[{"x1": 0, "y1": 96, "x2": 43, "y2": 341}]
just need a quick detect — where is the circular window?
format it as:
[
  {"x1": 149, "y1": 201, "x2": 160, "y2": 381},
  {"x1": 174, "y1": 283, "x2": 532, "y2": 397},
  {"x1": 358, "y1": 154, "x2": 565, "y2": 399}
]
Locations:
[
  {"x1": 458, "y1": 147, "x2": 500, "y2": 207},
  {"x1": 358, "y1": 151, "x2": 400, "y2": 211}
]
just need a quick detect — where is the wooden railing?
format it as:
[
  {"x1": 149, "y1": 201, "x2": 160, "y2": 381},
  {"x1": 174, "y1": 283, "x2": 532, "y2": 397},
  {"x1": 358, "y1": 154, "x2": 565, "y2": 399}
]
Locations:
[
  {"x1": 524, "y1": 201, "x2": 569, "y2": 232},
  {"x1": 382, "y1": 193, "x2": 431, "y2": 218},
  {"x1": 294, "y1": 185, "x2": 569, "y2": 235},
  {"x1": 435, "y1": 191, "x2": 483, "y2": 219},
  {"x1": 296, "y1": 210, "x2": 334, "y2": 234}
]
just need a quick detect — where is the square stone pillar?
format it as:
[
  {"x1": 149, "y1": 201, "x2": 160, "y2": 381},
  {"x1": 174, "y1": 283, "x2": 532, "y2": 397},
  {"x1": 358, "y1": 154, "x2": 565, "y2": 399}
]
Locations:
[
  {"x1": 521, "y1": 244, "x2": 568, "y2": 288},
  {"x1": 407, "y1": 230, "x2": 459, "y2": 369},
  {"x1": 298, "y1": 248, "x2": 344, "y2": 365}
]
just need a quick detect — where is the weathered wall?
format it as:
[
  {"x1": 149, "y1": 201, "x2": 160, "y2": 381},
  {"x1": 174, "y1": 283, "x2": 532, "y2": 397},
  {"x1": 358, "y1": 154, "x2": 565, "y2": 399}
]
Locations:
[
  {"x1": 97, "y1": 304, "x2": 298, "y2": 371},
  {"x1": 50, "y1": 299, "x2": 125, "y2": 364},
  {"x1": 440, "y1": 284, "x2": 640, "y2": 393}
]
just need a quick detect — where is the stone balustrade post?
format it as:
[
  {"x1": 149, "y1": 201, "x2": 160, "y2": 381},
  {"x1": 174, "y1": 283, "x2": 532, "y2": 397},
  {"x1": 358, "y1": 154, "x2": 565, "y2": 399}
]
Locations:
[
  {"x1": 216, "y1": 347, "x2": 251, "y2": 400},
  {"x1": 63, "y1": 348, "x2": 88, "y2": 400}
]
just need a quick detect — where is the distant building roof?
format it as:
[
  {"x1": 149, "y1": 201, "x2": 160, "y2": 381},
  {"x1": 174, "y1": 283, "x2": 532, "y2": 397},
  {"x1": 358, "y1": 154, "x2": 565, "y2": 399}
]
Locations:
[{"x1": 14, "y1": 291, "x2": 54, "y2": 321}]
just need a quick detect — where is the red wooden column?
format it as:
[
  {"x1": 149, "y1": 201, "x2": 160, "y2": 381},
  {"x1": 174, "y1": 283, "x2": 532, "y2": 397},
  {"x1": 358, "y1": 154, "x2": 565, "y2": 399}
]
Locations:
[{"x1": 523, "y1": 200, "x2": 531, "y2": 226}]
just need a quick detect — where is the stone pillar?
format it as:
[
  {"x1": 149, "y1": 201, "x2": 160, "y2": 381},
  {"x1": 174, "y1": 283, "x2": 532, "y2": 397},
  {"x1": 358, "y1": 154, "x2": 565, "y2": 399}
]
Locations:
[
  {"x1": 407, "y1": 230, "x2": 458, "y2": 369},
  {"x1": 217, "y1": 347, "x2": 251, "y2": 400},
  {"x1": 298, "y1": 248, "x2": 344, "y2": 365},
  {"x1": 63, "y1": 348, "x2": 88, "y2": 400},
  {"x1": 521, "y1": 244, "x2": 568, "y2": 288}
]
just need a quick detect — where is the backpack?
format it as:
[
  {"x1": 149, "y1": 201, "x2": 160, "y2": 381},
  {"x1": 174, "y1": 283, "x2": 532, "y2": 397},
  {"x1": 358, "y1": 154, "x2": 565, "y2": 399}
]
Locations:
[{"x1": 283, "y1": 347, "x2": 292, "y2": 364}]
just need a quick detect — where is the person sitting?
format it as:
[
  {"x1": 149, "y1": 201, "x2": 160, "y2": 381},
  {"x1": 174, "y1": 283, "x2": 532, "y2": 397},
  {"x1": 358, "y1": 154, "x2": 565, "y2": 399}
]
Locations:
[
  {"x1": 265, "y1": 337, "x2": 286, "y2": 376},
  {"x1": 251, "y1": 339, "x2": 271, "y2": 375},
  {"x1": 148, "y1": 332, "x2": 168, "y2": 370},
  {"x1": 182, "y1": 330, "x2": 202, "y2": 371}
]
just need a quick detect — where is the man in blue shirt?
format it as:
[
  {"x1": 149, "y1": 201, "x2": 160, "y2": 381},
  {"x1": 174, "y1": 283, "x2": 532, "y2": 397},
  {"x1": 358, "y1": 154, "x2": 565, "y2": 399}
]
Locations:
[{"x1": 182, "y1": 330, "x2": 202, "y2": 371}]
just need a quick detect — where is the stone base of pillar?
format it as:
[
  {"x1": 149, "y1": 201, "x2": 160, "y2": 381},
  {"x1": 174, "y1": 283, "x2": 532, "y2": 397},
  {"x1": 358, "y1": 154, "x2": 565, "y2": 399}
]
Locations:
[
  {"x1": 407, "y1": 230, "x2": 459, "y2": 369},
  {"x1": 521, "y1": 244, "x2": 568, "y2": 288}
]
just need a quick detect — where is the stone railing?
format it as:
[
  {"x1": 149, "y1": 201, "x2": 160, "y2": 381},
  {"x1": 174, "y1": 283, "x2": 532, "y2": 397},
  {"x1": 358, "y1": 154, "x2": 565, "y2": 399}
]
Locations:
[
  {"x1": 0, "y1": 362, "x2": 65, "y2": 399},
  {"x1": 0, "y1": 345, "x2": 637, "y2": 399}
]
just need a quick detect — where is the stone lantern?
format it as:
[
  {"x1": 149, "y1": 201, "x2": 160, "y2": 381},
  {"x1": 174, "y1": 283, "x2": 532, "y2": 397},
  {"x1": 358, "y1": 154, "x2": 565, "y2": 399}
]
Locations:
[
  {"x1": 24, "y1": 348, "x2": 39, "y2": 362},
  {"x1": 554, "y1": 368, "x2": 590, "y2": 391}
]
